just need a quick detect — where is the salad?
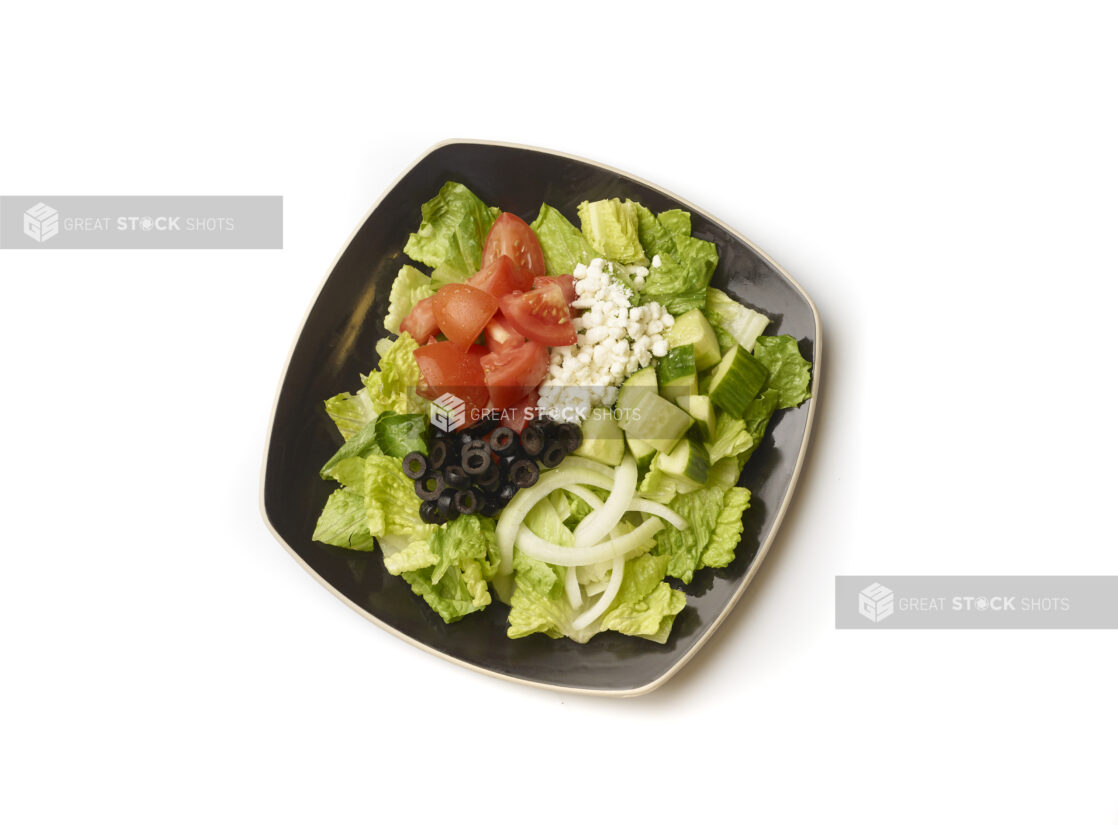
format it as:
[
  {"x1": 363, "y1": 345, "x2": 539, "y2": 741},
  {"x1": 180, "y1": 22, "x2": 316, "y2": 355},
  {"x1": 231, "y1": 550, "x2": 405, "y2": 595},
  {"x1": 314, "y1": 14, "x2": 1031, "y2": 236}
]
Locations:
[{"x1": 312, "y1": 182, "x2": 812, "y2": 643}]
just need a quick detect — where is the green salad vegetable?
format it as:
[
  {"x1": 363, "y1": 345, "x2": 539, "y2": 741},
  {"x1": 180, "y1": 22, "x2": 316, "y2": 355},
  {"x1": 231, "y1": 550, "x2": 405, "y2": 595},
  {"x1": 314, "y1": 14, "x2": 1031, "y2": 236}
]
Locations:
[{"x1": 312, "y1": 181, "x2": 813, "y2": 643}]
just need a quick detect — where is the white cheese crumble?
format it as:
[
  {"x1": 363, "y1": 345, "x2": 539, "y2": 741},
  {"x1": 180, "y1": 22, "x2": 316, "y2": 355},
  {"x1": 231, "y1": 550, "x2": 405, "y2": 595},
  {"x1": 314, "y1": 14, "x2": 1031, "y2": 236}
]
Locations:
[{"x1": 537, "y1": 258, "x2": 674, "y2": 422}]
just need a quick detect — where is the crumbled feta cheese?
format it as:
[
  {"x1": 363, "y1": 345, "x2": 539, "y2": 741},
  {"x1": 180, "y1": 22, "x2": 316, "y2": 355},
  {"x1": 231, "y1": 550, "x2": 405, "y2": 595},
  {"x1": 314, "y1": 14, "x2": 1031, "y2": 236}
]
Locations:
[{"x1": 537, "y1": 257, "x2": 675, "y2": 421}]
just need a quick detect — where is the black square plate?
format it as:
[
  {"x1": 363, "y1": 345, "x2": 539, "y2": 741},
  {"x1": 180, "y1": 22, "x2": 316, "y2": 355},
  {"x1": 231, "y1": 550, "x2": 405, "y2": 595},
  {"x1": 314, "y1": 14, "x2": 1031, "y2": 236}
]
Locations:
[{"x1": 261, "y1": 140, "x2": 821, "y2": 696}]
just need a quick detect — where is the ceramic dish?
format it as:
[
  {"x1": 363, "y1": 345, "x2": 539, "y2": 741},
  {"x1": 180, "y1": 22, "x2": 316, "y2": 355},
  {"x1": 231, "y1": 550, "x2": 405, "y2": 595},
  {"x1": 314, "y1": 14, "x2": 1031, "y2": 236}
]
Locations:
[{"x1": 260, "y1": 140, "x2": 821, "y2": 696}]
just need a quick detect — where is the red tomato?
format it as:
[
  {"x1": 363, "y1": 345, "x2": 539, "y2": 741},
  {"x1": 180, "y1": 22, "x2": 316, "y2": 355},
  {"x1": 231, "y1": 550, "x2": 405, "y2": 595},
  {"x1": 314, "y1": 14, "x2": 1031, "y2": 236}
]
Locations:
[
  {"x1": 432, "y1": 283, "x2": 498, "y2": 351},
  {"x1": 484, "y1": 312, "x2": 526, "y2": 353},
  {"x1": 483, "y1": 214, "x2": 547, "y2": 279},
  {"x1": 399, "y1": 295, "x2": 439, "y2": 342},
  {"x1": 498, "y1": 283, "x2": 577, "y2": 347},
  {"x1": 533, "y1": 274, "x2": 577, "y2": 305},
  {"x1": 468, "y1": 254, "x2": 534, "y2": 298},
  {"x1": 480, "y1": 341, "x2": 549, "y2": 409},
  {"x1": 502, "y1": 389, "x2": 540, "y2": 433},
  {"x1": 412, "y1": 340, "x2": 489, "y2": 416}
]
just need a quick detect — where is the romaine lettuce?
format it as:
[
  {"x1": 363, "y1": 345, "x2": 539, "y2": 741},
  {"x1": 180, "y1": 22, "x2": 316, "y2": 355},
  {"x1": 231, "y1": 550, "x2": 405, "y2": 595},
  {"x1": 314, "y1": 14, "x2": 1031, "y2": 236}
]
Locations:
[
  {"x1": 635, "y1": 205, "x2": 719, "y2": 314},
  {"x1": 577, "y1": 198, "x2": 648, "y2": 265},
  {"x1": 401, "y1": 515, "x2": 500, "y2": 622},
  {"x1": 384, "y1": 265, "x2": 435, "y2": 335},
  {"x1": 704, "y1": 288, "x2": 770, "y2": 352},
  {"x1": 752, "y1": 335, "x2": 813, "y2": 409},
  {"x1": 530, "y1": 204, "x2": 597, "y2": 277},
  {"x1": 403, "y1": 182, "x2": 499, "y2": 279},
  {"x1": 312, "y1": 488, "x2": 378, "y2": 551}
]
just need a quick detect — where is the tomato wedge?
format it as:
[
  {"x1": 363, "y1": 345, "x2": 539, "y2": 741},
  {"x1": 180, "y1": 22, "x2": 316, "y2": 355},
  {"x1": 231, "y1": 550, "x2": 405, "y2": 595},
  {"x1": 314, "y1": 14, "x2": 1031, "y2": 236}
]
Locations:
[
  {"x1": 498, "y1": 282, "x2": 577, "y2": 347},
  {"x1": 484, "y1": 312, "x2": 526, "y2": 354},
  {"x1": 480, "y1": 341, "x2": 550, "y2": 409},
  {"x1": 483, "y1": 213, "x2": 547, "y2": 279},
  {"x1": 399, "y1": 295, "x2": 439, "y2": 342},
  {"x1": 432, "y1": 283, "x2": 498, "y2": 351},
  {"x1": 501, "y1": 388, "x2": 540, "y2": 433},
  {"x1": 532, "y1": 273, "x2": 577, "y2": 305},
  {"x1": 412, "y1": 340, "x2": 489, "y2": 419},
  {"x1": 468, "y1": 254, "x2": 534, "y2": 298}
]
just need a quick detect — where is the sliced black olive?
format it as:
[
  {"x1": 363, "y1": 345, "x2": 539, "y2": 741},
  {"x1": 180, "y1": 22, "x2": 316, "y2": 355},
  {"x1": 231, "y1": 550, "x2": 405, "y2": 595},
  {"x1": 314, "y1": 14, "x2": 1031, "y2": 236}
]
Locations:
[
  {"x1": 444, "y1": 464, "x2": 470, "y2": 490},
  {"x1": 453, "y1": 489, "x2": 479, "y2": 515},
  {"x1": 556, "y1": 423, "x2": 583, "y2": 452},
  {"x1": 497, "y1": 483, "x2": 518, "y2": 504},
  {"x1": 428, "y1": 439, "x2": 450, "y2": 470},
  {"x1": 414, "y1": 473, "x2": 445, "y2": 501},
  {"x1": 401, "y1": 452, "x2": 428, "y2": 480},
  {"x1": 462, "y1": 448, "x2": 492, "y2": 476},
  {"x1": 520, "y1": 424, "x2": 546, "y2": 457},
  {"x1": 480, "y1": 496, "x2": 502, "y2": 517},
  {"x1": 436, "y1": 491, "x2": 457, "y2": 521},
  {"x1": 476, "y1": 462, "x2": 502, "y2": 492},
  {"x1": 540, "y1": 443, "x2": 567, "y2": 468},
  {"x1": 508, "y1": 458, "x2": 540, "y2": 488},
  {"x1": 489, "y1": 426, "x2": 518, "y2": 457},
  {"x1": 419, "y1": 500, "x2": 444, "y2": 524}
]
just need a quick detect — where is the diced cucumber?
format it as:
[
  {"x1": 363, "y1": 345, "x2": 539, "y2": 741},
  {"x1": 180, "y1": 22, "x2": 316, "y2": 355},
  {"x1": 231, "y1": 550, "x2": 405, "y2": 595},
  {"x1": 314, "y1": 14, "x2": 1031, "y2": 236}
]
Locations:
[
  {"x1": 617, "y1": 390, "x2": 693, "y2": 454},
  {"x1": 616, "y1": 365, "x2": 658, "y2": 411},
  {"x1": 676, "y1": 394, "x2": 716, "y2": 442},
  {"x1": 656, "y1": 345, "x2": 698, "y2": 402},
  {"x1": 659, "y1": 437, "x2": 710, "y2": 485},
  {"x1": 625, "y1": 433, "x2": 657, "y2": 475},
  {"x1": 667, "y1": 308, "x2": 721, "y2": 370},
  {"x1": 708, "y1": 344, "x2": 769, "y2": 417},
  {"x1": 573, "y1": 408, "x2": 626, "y2": 467}
]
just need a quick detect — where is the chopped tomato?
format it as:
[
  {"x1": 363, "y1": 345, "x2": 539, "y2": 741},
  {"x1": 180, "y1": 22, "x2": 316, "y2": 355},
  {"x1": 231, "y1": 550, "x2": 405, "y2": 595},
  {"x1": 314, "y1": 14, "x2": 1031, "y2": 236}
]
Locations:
[
  {"x1": 412, "y1": 340, "x2": 489, "y2": 418},
  {"x1": 468, "y1": 254, "x2": 534, "y2": 298},
  {"x1": 484, "y1": 312, "x2": 526, "y2": 354},
  {"x1": 533, "y1": 273, "x2": 577, "y2": 305},
  {"x1": 480, "y1": 341, "x2": 549, "y2": 409},
  {"x1": 502, "y1": 388, "x2": 540, "y2": 433},
  {"x1": 498, "y1": 283, "x2": 577, "y2": 347},
  {"x1": 432, "y1": 283, "x2": 498, "y2": 351},
  {"x1": 483, "y1": 213, "x2": 547, "y2": 279},
  {"x1": 399, "y1": 295, "x2": 439, "y2": 342}
]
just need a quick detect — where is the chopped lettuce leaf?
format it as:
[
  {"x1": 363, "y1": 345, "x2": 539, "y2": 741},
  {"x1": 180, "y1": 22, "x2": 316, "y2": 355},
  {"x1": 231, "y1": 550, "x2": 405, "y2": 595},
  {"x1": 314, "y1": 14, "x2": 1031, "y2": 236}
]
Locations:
[
  {"x1": 708, "y1": 456, "x2": 743, "y2": 490},
  {"x1": 577, "y1": 198, "x2": 648, "y2": 265},
  {"x1": 363, "y1": 454, "x2": 426, "y2": 537},
  {"x1": 321, "y1": 418, "x2": 382, "y2": 480},
  {"x1": 701, "y1": 487, "x2": 751, "y2": 569},
  {"x1": 635, "y1": 205, "x2": 719, "y2": 314},
  {"x1": 401, "y1": 515, "x2": 500, "y2": 622},
  {"x1": 324, "y1": 390, "x2": 376, "y2": 441},
  {"x1": 525, "y1": 497, "x2": 574, "y2": 547},
  {"x1": 384, "y1": 265, "x2": 436, "y2": 335},
  {"x1": 382, "y1": 531, "x2": 439, "y2": 575},
  {"x1": 530, "y1": 204, "x2": 597, "y2": 277},
  {"x1": 312, "y1": 488, "x2": 378, "y2": 551},
  {"x1": 739, "y1": 388, "x2": 782, "y2": 465},
  {"x1": 654, "y1": 487, "x2": 725, "y2": 583},
  {"x1": 599, "y1": 553, "x2": 686, "y2": 640},
  {"x1": 752, "y1": 335, "x2": 813, "y2": 409},
  {"x1": 403, "y1": 181, "x2": 499, "y2": 279},
  {"x1": 638, "y1": 454, "x2": 701, "y2": 504},
  {"x1": 430, "y1": 263, "x2": 470, "y2": 287},
  {"x1": 707, "y1": 413, "x2": 754, "y2": 465},
  {"x1": 374, "y1": 412, "x2": 427, "y2": 458},
  {"x1": 361, "y1": 333, "x2": 425, "y2": 417},
  {"x1": 508, "y1": 549, "x2": 685, "y2": 644},
  {"x1": 705, "y1": 288, "x2": 770, "y2": 352}
]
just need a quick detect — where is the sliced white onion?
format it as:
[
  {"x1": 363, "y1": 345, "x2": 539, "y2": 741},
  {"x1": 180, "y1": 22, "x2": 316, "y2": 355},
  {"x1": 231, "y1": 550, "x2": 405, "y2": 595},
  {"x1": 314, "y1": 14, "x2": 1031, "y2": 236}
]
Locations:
[
  {"x1": 584, "y1": 579, "x2": 608, "y2": 596},
  {"x1": 626, "y1": 497, "x2": 687, "y2": 531},
  {"x1": 571, "y1": 554, "x2": 625, "y2": 631},
  {"x1": 515, "y1": 516, "x2": 664, "y2": 567},
  {"x1": 557, "y1": 455, "x2": 618, "y2": 480},
  {"x1": 573, "y1": 454, "x2": 637, "y2": 547},
  {"x1": 496, "y1": 468, "x2": 620, "y2": 575},
  {"x1": 564, "y1": 564, "x2": 582, "y2": 609}
]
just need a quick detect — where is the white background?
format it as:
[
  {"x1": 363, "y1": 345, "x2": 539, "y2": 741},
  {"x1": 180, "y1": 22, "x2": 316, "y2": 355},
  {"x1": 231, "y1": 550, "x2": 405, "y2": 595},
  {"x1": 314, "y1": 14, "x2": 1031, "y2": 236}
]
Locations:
[{"x1": 2, "y1": 1, "x2": 1115, "y2": 822}]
